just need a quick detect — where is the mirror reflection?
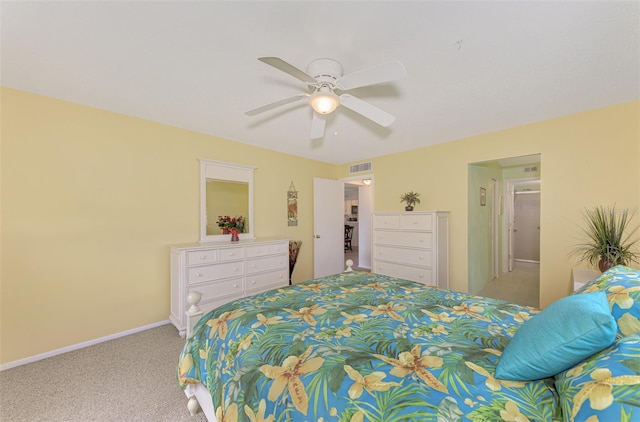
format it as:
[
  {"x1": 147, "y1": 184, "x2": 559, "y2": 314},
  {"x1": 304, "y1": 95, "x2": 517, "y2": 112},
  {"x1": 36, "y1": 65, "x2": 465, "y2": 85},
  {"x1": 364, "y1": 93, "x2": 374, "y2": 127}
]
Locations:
[{"x1": 206, "y1": 179, "x2": 249, "y2": 236}]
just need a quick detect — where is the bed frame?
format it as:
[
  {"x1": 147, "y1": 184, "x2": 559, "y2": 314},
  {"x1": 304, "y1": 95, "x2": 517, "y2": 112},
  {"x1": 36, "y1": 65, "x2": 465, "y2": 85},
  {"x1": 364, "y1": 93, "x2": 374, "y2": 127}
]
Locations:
[{"x1": 182, "y1": 259, "x2": 355, "y2": 420}]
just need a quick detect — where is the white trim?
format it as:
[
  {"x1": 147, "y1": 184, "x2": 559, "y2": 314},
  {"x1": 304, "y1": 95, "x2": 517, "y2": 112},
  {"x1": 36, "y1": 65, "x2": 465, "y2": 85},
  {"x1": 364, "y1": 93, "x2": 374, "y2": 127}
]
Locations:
[
  {"x1": 199, "y1": 158, "x2": 256, "y2": 243},
  {"x1": 491, "y1": 178, "x2": 499, "y2": 279},
  {"x1": 0, "y1": 320, "x2": 170, "y2": 371}
]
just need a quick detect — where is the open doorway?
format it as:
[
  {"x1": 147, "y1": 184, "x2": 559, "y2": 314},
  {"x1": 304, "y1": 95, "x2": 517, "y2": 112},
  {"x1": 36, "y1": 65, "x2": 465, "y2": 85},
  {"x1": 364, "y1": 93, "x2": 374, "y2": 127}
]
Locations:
[
  {"x1": 468, "y1": 154, "x2": 541, "y2": 308},
  {"x1": 343, "y1": 176, "x2": 373, "y2": 271}
]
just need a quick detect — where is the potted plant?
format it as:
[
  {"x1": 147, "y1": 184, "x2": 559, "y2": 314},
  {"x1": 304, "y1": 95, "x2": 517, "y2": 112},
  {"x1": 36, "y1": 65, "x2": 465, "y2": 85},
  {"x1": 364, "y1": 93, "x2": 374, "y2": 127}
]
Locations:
[
  {"x1": 571, "y1": 205, "x2": 640, "y2": 272},
  {"x1": 400, "y1": 191, "x2": 421, "y2": 211}
]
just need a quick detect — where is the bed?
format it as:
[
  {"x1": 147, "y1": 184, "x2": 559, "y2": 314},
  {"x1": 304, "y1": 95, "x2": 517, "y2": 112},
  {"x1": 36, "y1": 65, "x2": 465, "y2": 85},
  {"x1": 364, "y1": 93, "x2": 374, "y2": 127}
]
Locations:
[{"x1": 178, "y1": 266, "x2": 640, "y2": 421}]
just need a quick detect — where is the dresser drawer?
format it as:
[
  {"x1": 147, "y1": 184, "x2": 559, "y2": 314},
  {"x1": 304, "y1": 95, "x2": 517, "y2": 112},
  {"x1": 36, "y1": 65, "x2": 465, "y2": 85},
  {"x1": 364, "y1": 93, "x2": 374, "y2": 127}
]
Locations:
[
  {"x1": 246, "y1": 269, "x2": 288, "y2": 294},
  {"x1": 373, "y1": 261, "x2": 434, "y2": 285},
  {"x1": 374, "y1": 230, "x2": 432, "y2": 248},
  {"x1": 373, "y1": 214, "x2": 400, "y2": 229},
  {"x1": 400, "y1": 214, "x2": 433, "y2": 230},
  {"x1": 374, "y1": 245, "x2": 432, "y2": 267},
  {"x1": 188, "y1": 277, "x2": 244, "y2": 303},
  {"x1": 267, "y1": 242, "x2": 288, "y2": 255},
  {"x1": 219, "y1": 247, "x2": 244, "y2": 261},
  {"x1": 186, "y1": 249, "x2": 218, "y2": 266},
  {"x1": 187, "y1": 261, "x2": 244, "y2": 283},
  {"x1": 245, "y1": 242, "x2": 287, "y2": 258},
  {"x1": 246, "y1": 255, "x2": 288, "y2": 274}
]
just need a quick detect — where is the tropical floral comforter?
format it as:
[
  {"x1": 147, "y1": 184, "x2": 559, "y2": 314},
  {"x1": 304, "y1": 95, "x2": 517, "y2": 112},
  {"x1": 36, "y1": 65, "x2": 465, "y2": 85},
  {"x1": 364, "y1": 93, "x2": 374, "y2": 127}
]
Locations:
[{"x1": 178, "y1": 271, "x2": 559, "y2": 422}]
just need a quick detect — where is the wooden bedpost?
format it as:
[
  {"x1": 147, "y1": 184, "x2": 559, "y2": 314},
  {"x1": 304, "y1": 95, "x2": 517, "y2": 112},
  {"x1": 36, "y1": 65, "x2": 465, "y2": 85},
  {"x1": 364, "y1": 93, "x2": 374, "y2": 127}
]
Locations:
[
  {"x1": 187, "y1": 395, "x2": 200, "y2": 416},
  {"x1": 345, "y1": 259, "x2": 354, "y2": 272},
  {"x1": 185, "y1": 291, "x2": 203, "y2": 339}
]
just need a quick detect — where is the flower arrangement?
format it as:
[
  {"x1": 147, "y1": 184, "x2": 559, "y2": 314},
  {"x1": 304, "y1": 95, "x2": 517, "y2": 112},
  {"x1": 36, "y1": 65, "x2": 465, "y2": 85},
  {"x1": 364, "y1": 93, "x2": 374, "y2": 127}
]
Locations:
[{"x1": 217, "y1": 215, "x2": 245, "y2": 233}]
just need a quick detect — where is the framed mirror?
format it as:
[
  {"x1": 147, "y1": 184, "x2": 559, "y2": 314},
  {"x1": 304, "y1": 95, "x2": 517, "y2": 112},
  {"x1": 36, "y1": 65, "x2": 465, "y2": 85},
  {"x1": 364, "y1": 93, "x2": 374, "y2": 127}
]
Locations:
[{"x1": 199, "y1": 158, "x2": 255, "y2": 242}]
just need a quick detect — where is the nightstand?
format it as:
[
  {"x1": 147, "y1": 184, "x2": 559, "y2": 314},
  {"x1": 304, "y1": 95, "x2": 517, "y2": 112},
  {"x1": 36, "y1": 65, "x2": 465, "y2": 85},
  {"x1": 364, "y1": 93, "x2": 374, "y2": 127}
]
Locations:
[{"x1": 572, "y1": 268, "x2": 600, "y2": 291}]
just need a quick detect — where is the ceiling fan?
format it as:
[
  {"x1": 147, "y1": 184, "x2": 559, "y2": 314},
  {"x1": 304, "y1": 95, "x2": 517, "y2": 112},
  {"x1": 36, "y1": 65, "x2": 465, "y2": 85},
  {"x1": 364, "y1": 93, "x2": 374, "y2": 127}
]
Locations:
[{"x1": 245, "y1": 57, "x2": 407, "y2": 139}]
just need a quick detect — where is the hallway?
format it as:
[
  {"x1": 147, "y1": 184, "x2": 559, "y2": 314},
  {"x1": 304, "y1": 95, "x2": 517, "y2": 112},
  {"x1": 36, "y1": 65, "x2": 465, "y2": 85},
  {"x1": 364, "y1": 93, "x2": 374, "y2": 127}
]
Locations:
[{"x1": 477, "y1": 261, "x2": 540, "y2": 308}]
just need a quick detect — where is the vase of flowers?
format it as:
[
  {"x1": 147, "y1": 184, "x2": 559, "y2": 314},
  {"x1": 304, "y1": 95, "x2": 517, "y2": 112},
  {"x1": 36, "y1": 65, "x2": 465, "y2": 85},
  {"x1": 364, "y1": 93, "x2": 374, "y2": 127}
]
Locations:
[
  {"x1": 230, "y1": 228, "x2": 240, "y2": 242},
  {"x1": 217, "y1": 215, "x2": 245, "y2": 234}
]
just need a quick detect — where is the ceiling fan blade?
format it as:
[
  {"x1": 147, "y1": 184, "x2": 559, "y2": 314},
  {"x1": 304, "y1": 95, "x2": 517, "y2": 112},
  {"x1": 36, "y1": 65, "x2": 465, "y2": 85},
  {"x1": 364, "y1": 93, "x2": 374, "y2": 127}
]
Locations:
[
  {"x1": 258, "y1": 57, "x2": 318, "y2": 85},
  {"x1": 245, "y1": 94, "x2": 308, "y2": 116},
  {"x1": 310, "y1": 112, "x2": 326, "y2": 139},
  {"x1": 339, "y1": 94, "x2": 396, "y2": 127},
  {"x1": 336, "y1": 60, "x2": 407, "y2": 90}
]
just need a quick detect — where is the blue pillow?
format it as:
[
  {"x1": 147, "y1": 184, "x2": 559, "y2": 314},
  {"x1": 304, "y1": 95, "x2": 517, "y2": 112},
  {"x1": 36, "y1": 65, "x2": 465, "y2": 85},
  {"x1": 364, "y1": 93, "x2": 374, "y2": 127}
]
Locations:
[{"x1": 495, "y1": 292, "x2": 617, "y2": 381}]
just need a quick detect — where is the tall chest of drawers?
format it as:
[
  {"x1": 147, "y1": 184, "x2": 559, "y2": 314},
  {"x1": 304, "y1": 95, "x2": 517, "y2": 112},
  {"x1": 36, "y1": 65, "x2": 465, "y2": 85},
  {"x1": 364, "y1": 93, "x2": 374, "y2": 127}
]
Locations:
[
  {"x1": 170, "y1": 238, "x2": 289, "y2": 336},
  {"x1": 372, "y1": 212, "x2": 449, "y2": 288}
]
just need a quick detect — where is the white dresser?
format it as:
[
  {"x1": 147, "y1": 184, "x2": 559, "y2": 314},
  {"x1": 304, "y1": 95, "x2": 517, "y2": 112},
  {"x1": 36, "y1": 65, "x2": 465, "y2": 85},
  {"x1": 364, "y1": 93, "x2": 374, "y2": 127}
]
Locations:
[
  {"x1": 170, "y1": 238, "x2": 289, "y2": 336},
  {"x1": 372, "y1": 211, "x2": 449, "y2": 289}
]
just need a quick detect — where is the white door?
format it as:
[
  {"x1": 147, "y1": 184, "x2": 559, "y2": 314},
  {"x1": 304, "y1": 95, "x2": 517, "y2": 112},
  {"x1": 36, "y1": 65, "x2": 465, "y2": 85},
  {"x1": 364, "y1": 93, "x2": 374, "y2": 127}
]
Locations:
[
  {"x1": 313, "y1": 178, "x2": 344, "y2": 278},
  {"x1": 513, "y1": 192, "x2": 541, "y2": 262}
]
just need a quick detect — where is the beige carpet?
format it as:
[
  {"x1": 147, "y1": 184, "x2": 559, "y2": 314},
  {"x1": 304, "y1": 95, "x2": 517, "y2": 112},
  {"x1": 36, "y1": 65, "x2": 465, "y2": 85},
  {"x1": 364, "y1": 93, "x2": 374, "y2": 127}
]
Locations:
[
  {"x1": 477, "y1": 261, "x2": 540, "y2": 308},
  {"x1": 0, "y1": 324, "x2": 209, "y2": 422}
]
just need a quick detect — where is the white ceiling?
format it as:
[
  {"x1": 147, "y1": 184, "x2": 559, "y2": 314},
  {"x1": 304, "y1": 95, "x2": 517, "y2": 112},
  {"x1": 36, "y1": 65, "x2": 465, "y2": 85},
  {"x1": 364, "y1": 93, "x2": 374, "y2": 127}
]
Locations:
[{"x1": 2, "y1": 1, "x2": 638, "y2": 165}]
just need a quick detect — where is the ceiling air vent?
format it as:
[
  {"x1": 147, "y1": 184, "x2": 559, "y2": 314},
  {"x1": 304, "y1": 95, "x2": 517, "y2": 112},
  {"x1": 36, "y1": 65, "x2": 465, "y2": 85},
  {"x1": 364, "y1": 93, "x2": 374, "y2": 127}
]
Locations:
[
  {"x1": 349, "y1": 162, "x2": 372, "y2": 174},
  {"x1": 524, "y1": 166, "x2": 538, "y2": 173}
]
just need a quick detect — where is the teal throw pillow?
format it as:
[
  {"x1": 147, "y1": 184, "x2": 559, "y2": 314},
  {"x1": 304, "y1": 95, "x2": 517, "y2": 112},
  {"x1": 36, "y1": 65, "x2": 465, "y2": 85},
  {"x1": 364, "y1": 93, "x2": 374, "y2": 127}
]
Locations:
[{"x1": 495, "y1": 292, "x2": 617, "y2": 381}]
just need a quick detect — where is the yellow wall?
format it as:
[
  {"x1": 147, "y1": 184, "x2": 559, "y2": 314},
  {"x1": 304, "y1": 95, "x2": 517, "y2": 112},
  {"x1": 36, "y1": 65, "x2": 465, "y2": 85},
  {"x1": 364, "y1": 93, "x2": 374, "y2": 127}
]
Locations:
[
  {"x1": 0, "y1": 88, "x2": 336, "y2": 364},
  {"x1": 344, "y1": 101, "x2": 640, "y2": 307},
  {"x1": 2, "y1": 86, "x2": 639, "y2": 365}
]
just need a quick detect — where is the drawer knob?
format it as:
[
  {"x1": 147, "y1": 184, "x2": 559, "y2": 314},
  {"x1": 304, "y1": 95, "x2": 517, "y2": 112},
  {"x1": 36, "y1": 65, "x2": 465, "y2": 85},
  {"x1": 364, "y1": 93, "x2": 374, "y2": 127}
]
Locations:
[
  {"x1": 419, "y1": 273, "x2": 424, "y2": 278},
  {"x1": 413, "y1": 220, "x2": 418, "y2": 224},
  {"x1": 251, "y1": 264, "x2": 256, "y2": 268},
  {"x1": 251, "y1": 280, "x2": 256, "y2": 284},
  {"x1": 195, "y1": 273, "x2": 202, "y2": 277},
  {"x1": 233, "y1": 283, "x2": 238, "y2": 288},
  {"x1": 419, "y1": 239, "x2": 424, "y2": 243},
  {"x1": 229, "y1": 252, "x2": 235, "y2": 256},
  {"x1": 419, "y1": 256, "x2": 424, "y2": 260},
  {"x1": 200, "y1": 255, "x2": 206, "y2": 260},
  {"x1": 234, "y1": 267, "x2": 239, "y2": 271}
]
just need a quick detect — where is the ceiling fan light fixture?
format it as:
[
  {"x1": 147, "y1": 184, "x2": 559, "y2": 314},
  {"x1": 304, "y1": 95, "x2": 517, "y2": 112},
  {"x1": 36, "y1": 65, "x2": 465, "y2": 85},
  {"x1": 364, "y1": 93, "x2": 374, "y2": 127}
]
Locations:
[{"x1": 310, "y1": 90, "x2": 339, "y2": 114}]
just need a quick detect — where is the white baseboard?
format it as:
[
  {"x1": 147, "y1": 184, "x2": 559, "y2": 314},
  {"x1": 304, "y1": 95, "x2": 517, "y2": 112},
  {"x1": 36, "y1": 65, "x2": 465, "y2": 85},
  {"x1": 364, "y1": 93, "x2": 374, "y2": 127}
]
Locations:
[{"x1": 0, "y1": 320, "x2": 170, "y2": 371}]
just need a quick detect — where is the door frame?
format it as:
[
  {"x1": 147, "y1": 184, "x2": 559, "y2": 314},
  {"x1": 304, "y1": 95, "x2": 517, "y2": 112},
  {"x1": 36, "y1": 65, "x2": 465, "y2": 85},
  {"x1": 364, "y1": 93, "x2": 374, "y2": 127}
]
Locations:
[
  {"x1": 341, "y1": 174, "x2": 374, "y2": 271},
  {"x1": 491, "y1": 178, "x2": 499, "y2": 279}
]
